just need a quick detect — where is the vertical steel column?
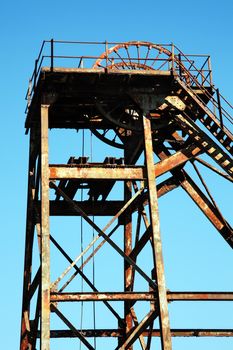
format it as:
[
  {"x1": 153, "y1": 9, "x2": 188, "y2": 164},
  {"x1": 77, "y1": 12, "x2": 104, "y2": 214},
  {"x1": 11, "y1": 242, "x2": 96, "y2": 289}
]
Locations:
[
  {"x1": 40, "y1": 104, "x2": 50, "y2": 350},
  {"x1": 20, "y1": 127, "x2": 38, "y2": 350},
  {"x1": 124, "y1": 143, "x2": 133, "y2": 348},
  {"x1": 124, "y1": 179, "x2": 133, "y2": 348},
  {"x1": 143, "y1": 115, "x2": 172, "y2": 350}
]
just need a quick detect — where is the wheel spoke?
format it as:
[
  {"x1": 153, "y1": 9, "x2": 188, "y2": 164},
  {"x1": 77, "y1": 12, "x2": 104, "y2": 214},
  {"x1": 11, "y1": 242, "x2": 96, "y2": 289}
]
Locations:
[
  {"x1": 125, "y1": 46, "x2": 132, "y2": 65},
  {"x1": 143, "y1": 46, "x2": 151, "y2": 65},
  {"x1": 114, "y1": 50, "x2": 131, "y2": 69},
  {"x1": 156, "y1": 58, "x2": 170, "y2": 71},
  {"x1": 93, "y1": 41, "x2": 176, "y2": 74},
  {"x1": 91, "y1": 128, "x2": 124, "y2": 149},
  {"x1": 137, "y1": 45, "x2": 140, "y2": 64},
  {"x1": 150, "y1": 50, "x2": 162, "y2": 67}
]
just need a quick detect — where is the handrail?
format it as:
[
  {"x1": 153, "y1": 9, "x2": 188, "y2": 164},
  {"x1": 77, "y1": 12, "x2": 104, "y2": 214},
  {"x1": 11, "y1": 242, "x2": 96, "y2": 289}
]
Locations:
[
  {"x1": 173, "y1": 47, "x2": 233, "y2": 130},
  {"x1": 25, "y1": 40, "x2": 233, "y2": 133}
]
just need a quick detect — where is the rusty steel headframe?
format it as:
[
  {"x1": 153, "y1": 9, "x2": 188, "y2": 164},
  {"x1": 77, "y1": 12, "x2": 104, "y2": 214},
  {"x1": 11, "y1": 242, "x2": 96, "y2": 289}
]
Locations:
[{"x1": 21, "y1": 40, "x2": 233, "y2": 350}]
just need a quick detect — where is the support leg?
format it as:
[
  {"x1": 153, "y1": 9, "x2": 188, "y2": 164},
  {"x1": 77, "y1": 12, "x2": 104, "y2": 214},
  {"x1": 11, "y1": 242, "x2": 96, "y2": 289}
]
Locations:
[
  {"x1": 124, "y1": 180, "x2": 133, "y2": 348},
  {"x1": 40, "y1": 104, "x2": 50, "y2": 350},
  {"x1": 143, "y1": 115, "x2": 172, "y2": 350},
  {"x1": 20, "y1": 127, "x2": 38, "y2": 350}
]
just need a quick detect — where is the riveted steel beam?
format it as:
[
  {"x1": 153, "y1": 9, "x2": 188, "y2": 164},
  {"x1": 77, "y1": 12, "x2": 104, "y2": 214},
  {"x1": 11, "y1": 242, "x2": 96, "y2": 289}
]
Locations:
[
  {"x1": 143, "y1": 115, "x2": 172, "y2": 350},
  {"x1": 43, "y1": 329, "x2": 233, "y2": 338},
  {"x1": 49, "y1": 143, "x2": 202, "y2": 181},
  {"x1": 40, "y1": 104, "x2": 50, "y2": 350}
]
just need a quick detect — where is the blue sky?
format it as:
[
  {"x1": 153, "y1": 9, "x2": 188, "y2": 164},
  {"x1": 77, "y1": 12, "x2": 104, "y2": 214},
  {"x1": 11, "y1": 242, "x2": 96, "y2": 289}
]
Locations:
[{"x1": 1, "y1": 0, "x2": 233, "y2": 349}]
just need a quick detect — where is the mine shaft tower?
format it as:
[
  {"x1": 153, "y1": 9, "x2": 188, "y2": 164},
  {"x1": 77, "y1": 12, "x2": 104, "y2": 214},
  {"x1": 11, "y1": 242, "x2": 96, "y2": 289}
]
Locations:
[{"x1": 21, "y1": 41, "x2": 233, "y2": 350}]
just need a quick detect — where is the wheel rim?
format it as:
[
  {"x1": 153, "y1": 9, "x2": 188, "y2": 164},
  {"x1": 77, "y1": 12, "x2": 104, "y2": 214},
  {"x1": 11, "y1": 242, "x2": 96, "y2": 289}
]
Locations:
[
  {"x1": 93, "y1": 41, "x2": 173, "y2": 71},
  {"x1": 93, "y1": 41, "x2": 174, "y2": 135}
]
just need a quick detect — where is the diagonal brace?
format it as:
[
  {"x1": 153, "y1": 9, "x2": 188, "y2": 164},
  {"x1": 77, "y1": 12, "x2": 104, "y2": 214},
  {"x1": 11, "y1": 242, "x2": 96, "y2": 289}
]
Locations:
[{"x1": 50, "y1": 182, "x2": 156, "y2": 290}]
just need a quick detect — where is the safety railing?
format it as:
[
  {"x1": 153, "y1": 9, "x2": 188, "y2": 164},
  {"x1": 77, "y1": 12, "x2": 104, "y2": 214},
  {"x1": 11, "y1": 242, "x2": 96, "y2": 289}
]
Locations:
[
  {"x1": 25, "y1": 40, "x2": 233, "y2": 132},
  {"x1": 174, "y1": 46, "x2": 233, "y2": 132}
]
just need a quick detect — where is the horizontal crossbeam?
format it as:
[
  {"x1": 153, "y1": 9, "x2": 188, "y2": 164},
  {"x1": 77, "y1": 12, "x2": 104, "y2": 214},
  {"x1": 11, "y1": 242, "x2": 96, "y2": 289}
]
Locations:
[
  {"x1": 49, "y1": 144, "x2": 202, "y2": 180},
  {"x1": 38, "y1": 200, "x2": 125, "y2": 216},
  {"x1": 37, "y1": 176, "x2": 180, "y2": 217},
  {"x1": 37, "y1": 329, "x2": 233, "y2": 338},
  {"x1": 50, "y1": 291, "x2": 233, "y2": 302}
]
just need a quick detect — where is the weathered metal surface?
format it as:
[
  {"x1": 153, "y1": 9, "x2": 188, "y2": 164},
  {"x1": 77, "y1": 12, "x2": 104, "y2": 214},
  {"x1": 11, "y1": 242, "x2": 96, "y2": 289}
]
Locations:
[
  {"x1": 40, "y1": 104, "x2": 50, "y2": 350},
  {"x1": 175, "y1": 113, "x2": 233, "y2": 176},
  {"x1": 41, "y1": 66, "x2": 172, "y2": 75},
  {"x1": 129, "y1": 226, "x2": 151, "y2": 261},
  {"x1": 164, "y1": 96, "x2": 186, "y2": 111},
  {"x1": 143, "y1": 115, "x2": 172, "y2": 350},
  {"x1": 44, "y1": 177, "x2": 179, "y2": 217},
  {"x1": 46, "y1": 200, "x2": 126, "y2": 216},
  {"x1": 124, "y1": 179, "x2": 133, "y2": 346},
  {"x1": 175, "y1": 76, "x2": 233, "y2": 144},
  {"x1": 50, "y1": 291, "x2": 233, "y2": 302},
  {"x1": 167, "y1": 292, "x2": 233, "y2": 301},
  {"x1": 130, "y1": 307, "x2": 147, "y2": 350},
  {"x1": 20, "y1": 128, "x2": 39, "y2": 350},
  {"x1": 115, "y1": 311, "x2": 158, "y2": 350},
  {"x1": 21, "y1": 41, "x2": 233, "y2": 350},
  {"x1": 50, "y1": 165, "x2": 144, "y2": 180},
  {"x1": 50, "y1": 235, "x2": 123, "y2": 326},
  {"x1": 28, "y1": 267, "x2": 40, "y2": 301},
  {"x1": 45, "y1": 329, "x2": 233, "y2": 338},
  {"x1": 50, "y1": 292, "x2": 156, "y2": 302},
  {"x1": 155, "y1": 145, "x2": 233, "y2": 248},
  {"x1": 51, "y1": 305, "x2": 95, "y2": 350},
  {"x1": 195, "y1": 157, "x2": 233, "y2": 183},
  {"x1": 49, "y1": 184, "x2": 156, "y2": 290},
  {"x1": 49, "y1": 144, "x2": 202, "y2": 181},
  {"x1": 180, "y1": 171, "x2": 233, "y2": 247}
]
